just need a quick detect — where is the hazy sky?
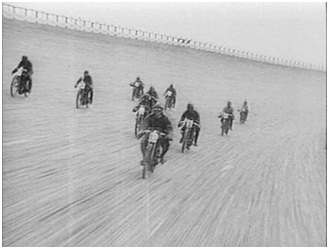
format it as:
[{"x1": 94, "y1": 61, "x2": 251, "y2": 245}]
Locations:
[{"x1": 7, "y1": 2, "x2": 326, "y2": 66}]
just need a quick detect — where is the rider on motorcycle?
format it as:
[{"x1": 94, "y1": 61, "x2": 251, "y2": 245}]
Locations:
[
  {"x1": 12, "y1": 55, "x2": 33, "y2": 93},
  {"x1": 147, "y1": 86, "x2": 158, "y2": 100},
  {"x1": 219, "y1": 101, "x2": 234, "y2": 130},
  {"x1": 239, "y1": 100, "x2": 249, "y2": 121},
  {"x1": 132, "y1": 93, "x2": 153, "y2": 117},
  {"x1": 75, "y1": 70, "x2": 93, "y2": 104},
  {"x1": 144, "y1": 87, "x2": 158, "y2": 108},
  {"x1": 130, "y1": 76, "x2": 144, "y2": 97},
  {"x1": 139, "y1": 104, "x2": 173, "y2": 165},
  {"x1": 164, "y1": 84, "x2": 177, "y2": 108},
  {"x1": 178, "y1": 104, "x2": 201, "y2": 146}
]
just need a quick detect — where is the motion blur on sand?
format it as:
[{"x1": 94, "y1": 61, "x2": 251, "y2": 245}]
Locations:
[{"x1": 2, "y1": 14, "x2": 326, "y2": 246}]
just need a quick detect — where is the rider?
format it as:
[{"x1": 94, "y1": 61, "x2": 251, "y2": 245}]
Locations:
[
  {"x1": 130, "y1": 76, "x2": 144, "y2": 97},
  {"x1": 140, "y1": 104, "x2": 173, "y2": 165},
  {"x1": 132, "y1": 93, "x2": 153, "y2": 117},
  {"x1": 164, "y1": 84, "x2": 177, "y2": 108},
  {"x1": 75, "y1": 70, "x2": 93, "y2": 104},
  {"x1": 146, "y1": 86, "x2": 158, "y2": 108},
  {"x1": 12, "y1": 55, "x2": 33, "y2": 93},
  {"x1": 178, "y1": 103, "x2": 201, "y2": 146},
  {"x1": 219, "y1": 101, "x2": 234, "y2": 130},
  {"x1": 239, "y1": 100, "x2": 249, "y2": 121}
]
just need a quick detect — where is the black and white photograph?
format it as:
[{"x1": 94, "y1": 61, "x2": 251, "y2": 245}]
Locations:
[{"x1": 2, "y1": 2, "x2": 326, "y2": 247}]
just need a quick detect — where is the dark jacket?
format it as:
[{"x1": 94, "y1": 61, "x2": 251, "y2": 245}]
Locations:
[
  {"x1": 223, "y1": 106, "x2": 234, "y2": 114},
  {"x1": 180, "y1": 110, "x2": 200, "y2": 124},
  {"x1": 15, "y1": 60, "x2": 33, "y2": 74},
  {"x1": 142, "y1": 113, "x2": 173, "y2": 135},
  {"x1": 147, "y1": 89, "x2": 158, "y2": 99},
  {"x1": 131, "y1": 79, "x2": 144, "y2": 89},
  {"x1": 165, "y1": 87, "x2": 176, "y2": 97},
  {"x1": 77, "y1": 75, "x2": 93, "y2": 86}
]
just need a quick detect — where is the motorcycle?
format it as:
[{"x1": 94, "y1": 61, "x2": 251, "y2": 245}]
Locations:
[
  {"x1": 164, "y1": 90, "x2": 174, "y2": 110},
  {"x1": 179, "y1": 118, "x2": 199, "y2": 153},
  {"x1": 134, "y1": 105, "x2": 146, "y2": 136},
  {"x1": 10, "y1": 67, "x2": 30, "y2": 97},
  {"x1": 75, "y1": 82, "x2": 92, "y2": 109},
  {"x1": 138, "y1": 129, "x2": 165, "y2": 179},
  {"x1": 220, "y1": 113, "x2": 233, "y2": 136}
]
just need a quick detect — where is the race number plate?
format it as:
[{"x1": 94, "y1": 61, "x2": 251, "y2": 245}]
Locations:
[
  {"x1": 139, "y1": 106, "x2": 145, "y2": 115},
  {"x1": 186, "y1": 119, "x2": 194, "y2": 128},
  {"x1": 79, "y1": 82, "x2": 86, "y2": 89},
  {"x1": 148, "y1": 131, "x2": 159, "y2": 143}
]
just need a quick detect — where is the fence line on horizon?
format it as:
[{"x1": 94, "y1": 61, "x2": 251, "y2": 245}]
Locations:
[{"x1": 2, "y1": 3, "x2": 325, "y2": 72}]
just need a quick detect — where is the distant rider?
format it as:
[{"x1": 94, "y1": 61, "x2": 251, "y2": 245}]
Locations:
[
  {"x1": 178, "y1": 104, "x2": 201, "y2": 146},
  {"x1": 12, "y1": 55, "x2": 33, "y2": 93},
  {"x1": 146, "y1": 87, "x2": 158, "y2": 108},
  {"x1": 130, "y1": 76, "x2": 144, "y2": 97},
  {"x1": 164, "y1": 84, "x2": 177, "y2": 108},
  {"x1": 132, "y1": 93, "x2": 153, "y2": 117},
  {"x1": 219, "y1": 101, "x2": 234, "y2": 130},
  {"x1": 139, "y1": 104, "x2": 173, "y2": 165},
  {"x1": 75, "y1": 70, "x2": 93, "y2": 104},
  {"x1": 239, "y1": 100, "x2": 249, "y2": 121}
]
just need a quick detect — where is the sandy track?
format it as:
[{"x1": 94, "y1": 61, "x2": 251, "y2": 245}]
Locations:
[{"x1": 2, "y1": 18, "x2": 326, "y2": 246}]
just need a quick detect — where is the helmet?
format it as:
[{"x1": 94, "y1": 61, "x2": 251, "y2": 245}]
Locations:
[
  {"x1": 84, "y1": 70, "x2": 89, "y2": 74},
  {"x1": 187, "y1": 103, "x2": 194, "y2": 110},
  {"x1": 137, "y1": 76, "x2": 140, "y2": 80},
  {"x1": 22, "y1": 55, "x2": 28, "y2": 60},
  {"x1": 152, "y1": 104, "x2": 163, "y2": 112},
  {"x1": 170, "y1": 84, "x2": 173, "y2": 88},
  {"x1": 227, "y1": 101, "x2": 232, "y2": 105}
]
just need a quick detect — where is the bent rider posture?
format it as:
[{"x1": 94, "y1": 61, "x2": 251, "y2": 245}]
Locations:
[
  {"x1": 12, "y1": 55, "x2": 33, "y2": 93},
  {"x1": 164, "y1": 84, "x2": 177, "y2": 108},
  {"x1": 75, "y1": 70, "x2": 93, "y2": 104},
  {"x1": 178, "y1": 103, "x2": 201, "y2": 146},
  {"x1": 139, "y1": 104, "x2": 173, "y2": 165}
]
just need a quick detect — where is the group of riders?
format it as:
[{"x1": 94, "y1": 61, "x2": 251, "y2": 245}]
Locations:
[
  {"x1": 11, "y1": 56, "x2": 249, "y2": 171},
  {"x1": 12, "y1": 56, "x2": 94, "y2": 105},
  {"x1": 129, "y1": 76, "x2": 249, "y2": 168}
]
